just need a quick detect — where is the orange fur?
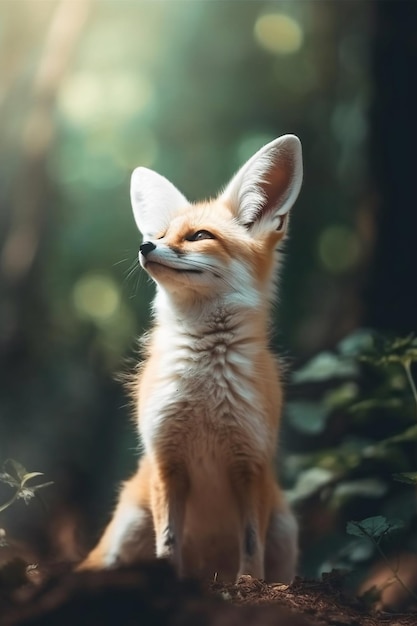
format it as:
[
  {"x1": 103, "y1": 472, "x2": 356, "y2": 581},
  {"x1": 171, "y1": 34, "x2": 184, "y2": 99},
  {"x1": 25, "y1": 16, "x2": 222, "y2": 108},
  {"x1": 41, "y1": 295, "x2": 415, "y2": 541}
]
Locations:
[{"x1": 78, "y1": 135, "x2": 303, "y2": 582}]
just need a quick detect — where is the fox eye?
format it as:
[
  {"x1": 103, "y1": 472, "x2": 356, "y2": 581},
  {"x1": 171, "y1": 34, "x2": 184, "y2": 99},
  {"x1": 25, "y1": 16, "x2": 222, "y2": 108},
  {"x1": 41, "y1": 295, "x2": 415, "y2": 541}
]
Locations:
[
  {"x1": 276, "y1": 216, "x2": 286, "y2": 231},
  {"x1": 185, "y1": 230, "x2": 215, "y2": 242}
]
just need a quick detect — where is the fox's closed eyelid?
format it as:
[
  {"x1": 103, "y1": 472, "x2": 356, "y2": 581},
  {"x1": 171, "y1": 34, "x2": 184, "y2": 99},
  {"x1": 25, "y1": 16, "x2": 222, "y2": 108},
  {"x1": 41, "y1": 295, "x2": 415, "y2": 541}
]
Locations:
[
  {"x1": 185, "y1": 230, "x2": 216, "y2": 242},
  {"x1": 276, "y1": 216, "x2": 285, "y2": 231}
]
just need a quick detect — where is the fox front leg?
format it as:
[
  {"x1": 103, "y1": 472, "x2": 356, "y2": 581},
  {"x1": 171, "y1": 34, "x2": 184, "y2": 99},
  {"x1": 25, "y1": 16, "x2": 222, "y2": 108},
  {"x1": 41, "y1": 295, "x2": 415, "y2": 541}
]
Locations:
[
  {"x1": 239, "y1": 521, "x2": 265, "y2": 580},
  {"x1": 151, "y1": 467, "x2": 188, "y2": 576},
  {"x1": 234, "y1": 471, "x2": 268, "y2": 580}
]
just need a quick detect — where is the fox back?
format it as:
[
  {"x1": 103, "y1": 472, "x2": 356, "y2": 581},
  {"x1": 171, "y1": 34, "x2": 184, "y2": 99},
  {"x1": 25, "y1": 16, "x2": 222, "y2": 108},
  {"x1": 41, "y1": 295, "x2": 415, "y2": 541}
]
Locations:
[{"x1": 80, "y1": 135, "x2": 303, "y2": 583}]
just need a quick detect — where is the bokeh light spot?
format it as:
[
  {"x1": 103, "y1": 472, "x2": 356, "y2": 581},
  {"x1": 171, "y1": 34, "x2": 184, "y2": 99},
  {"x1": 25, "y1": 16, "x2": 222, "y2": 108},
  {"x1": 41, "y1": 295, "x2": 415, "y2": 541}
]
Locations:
[
  {"x1": 58, "y1": 71, "x2": 154, "y2": 126},
  {"x1": 73, "y1": 274, "x2": 121, "y2": 321},
  {"x1": 318, "y1": 225, "x2": 361, "y2": 273},
  {"x1": 254, "y1": 13, "x2": 303, "y2": 55}
]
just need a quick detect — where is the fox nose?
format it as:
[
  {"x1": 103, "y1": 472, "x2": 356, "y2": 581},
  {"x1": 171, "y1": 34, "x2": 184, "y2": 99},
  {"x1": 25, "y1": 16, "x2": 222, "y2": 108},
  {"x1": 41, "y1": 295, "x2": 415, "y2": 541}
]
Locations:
[{"x1": 140, "y1": 241, "x2": 157, "y2": 257}]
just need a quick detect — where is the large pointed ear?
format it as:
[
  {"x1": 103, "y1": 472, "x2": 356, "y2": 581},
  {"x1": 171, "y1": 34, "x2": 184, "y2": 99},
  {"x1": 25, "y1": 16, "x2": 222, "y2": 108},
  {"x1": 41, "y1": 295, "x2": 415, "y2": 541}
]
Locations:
[
  {"x1": 130, "y1": 167, "x2": 188, "y2": 238},
  {"x1": 220, "y1": 134, "x2": 302, "y2": 235}
]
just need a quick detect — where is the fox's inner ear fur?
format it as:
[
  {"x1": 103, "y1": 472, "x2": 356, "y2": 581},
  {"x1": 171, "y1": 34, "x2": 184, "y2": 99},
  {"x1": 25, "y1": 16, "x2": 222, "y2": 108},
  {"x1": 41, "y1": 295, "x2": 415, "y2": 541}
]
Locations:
[
  {"x1": 130, "y1": 167, "x2": 188, "y2": 238},
  {"x1": 221, "y1": 134, "x2": 303, "y2": 234}
]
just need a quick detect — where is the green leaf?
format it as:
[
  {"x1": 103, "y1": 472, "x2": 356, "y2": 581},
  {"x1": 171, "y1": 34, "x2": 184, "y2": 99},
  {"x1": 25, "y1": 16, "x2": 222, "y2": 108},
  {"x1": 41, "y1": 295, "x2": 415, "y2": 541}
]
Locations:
[
  {"x1": 32, "y1": 481, "x2": 54, "y2": 491},
  {"x1": 332, "y1": 478, "x2": 387, "y2": 503},
  {"x1": 337, "y1": 329, "x2": 374, "y2": 356},
  {"x1": 3, "y1": 459, "x2": 28, "y2": 482},
  {"x1": 348, "y1": 397, "x2": 404, "y2": 415},
  {"x1": 20, "y1": 472, "x2": 44, "y2": 487},
  {"x1": 381, "y1": 424, "x2": 417, "y2": 446},
  {"x1": 289, "y1": 467, "x2": 334, "y2": 502},
  {"x1": 0, "y1": 472, "x2": 19, "y2": 488},
  {"x1": 323, "y1": 382, "x2": 359, "y2": 409},
  {"x1": 346, "y1": 516, "x2": 404, "y2": 540},
  {"x1": 359, "y1": 333, "x2": 417, "y2": 368},
  {"x1": 393, "y1": 472, "x2": 417, "y2": 485},
  {"x1": 286, "y1": 401, "x2": 331, "y2": 434},
  {"x1": 0, "y1": 491, "x2": 19, "y2": 513},
  {"x1": 293, "y1": 352, "x2": 358, "y2": 384}
]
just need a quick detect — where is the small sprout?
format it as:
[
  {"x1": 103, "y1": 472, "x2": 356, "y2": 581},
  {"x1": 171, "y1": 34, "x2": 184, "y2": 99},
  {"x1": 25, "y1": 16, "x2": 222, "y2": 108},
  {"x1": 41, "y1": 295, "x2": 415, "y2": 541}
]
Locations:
[{"x1": 0, "y1": 459, "x2": 53, "y2": 514}]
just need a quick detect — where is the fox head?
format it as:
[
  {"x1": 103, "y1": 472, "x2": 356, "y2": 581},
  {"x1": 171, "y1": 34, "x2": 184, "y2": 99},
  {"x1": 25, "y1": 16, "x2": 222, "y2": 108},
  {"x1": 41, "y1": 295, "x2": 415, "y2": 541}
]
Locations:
[{"x1": 130, "y1": 135, "x2": 302, "y2": 310}]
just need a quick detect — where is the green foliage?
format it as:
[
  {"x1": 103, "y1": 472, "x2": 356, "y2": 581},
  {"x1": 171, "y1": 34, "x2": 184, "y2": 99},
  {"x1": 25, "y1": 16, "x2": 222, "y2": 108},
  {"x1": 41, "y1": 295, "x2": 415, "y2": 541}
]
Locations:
[
  {"x1": 359, "y1": 334, "x2": 417, "y2": 413},
  {"x1": 0, "y1": 459, "x2": 53, "y2": 514},
  {"x1": 346, "y1": 516, "x2": 404, "y2": 541},
  {"x1": 292, "y1": 352, "x2": 359, "y2": 384},
  {"x1": 359, "y1": 333, "x2": 417, "y2": 368},
  {"x1": 286, "y1": 331, "x2": 417, "y2": 583}
]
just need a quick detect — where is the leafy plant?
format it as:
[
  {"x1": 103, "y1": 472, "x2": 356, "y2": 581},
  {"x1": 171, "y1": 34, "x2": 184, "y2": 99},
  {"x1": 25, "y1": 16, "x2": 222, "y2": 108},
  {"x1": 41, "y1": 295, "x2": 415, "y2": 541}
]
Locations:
[
  {"x1": 0, "y1": 459, "x2": 53, "y2": 514},
  {"x1": 286, "y1": 331, "x2": 417, "y2": 588},
  {"x1": 359, "y1": 334, "x2": 417, "y2": 414}
]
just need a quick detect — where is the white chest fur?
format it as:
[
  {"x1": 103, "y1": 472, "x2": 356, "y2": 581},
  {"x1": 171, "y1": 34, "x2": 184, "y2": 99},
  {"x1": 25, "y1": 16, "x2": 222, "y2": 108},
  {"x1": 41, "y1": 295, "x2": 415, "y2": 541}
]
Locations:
[{"x1": 138, "y1": 302, "x2": 272, "y2": 463}]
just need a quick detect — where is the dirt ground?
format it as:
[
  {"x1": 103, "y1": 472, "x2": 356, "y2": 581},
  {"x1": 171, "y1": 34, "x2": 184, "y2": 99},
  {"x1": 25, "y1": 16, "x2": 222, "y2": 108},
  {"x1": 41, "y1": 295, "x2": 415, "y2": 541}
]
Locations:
[{"x1": 1, "y1": 559, "x2": 416, "y2": 626}]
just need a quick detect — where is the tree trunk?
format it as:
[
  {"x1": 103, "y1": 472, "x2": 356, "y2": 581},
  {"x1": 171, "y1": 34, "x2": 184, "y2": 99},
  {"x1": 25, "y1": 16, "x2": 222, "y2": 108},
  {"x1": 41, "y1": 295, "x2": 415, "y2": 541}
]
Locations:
[{"x1": 365, "y1": 1, "x2": 417, "y2": 334}]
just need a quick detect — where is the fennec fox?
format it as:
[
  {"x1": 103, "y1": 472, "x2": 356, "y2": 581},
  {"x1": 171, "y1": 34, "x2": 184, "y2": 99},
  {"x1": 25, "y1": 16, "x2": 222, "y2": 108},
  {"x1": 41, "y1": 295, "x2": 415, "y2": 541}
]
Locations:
[{"x1": 80, "y1": 134, "x2": 303, "y2": 583}]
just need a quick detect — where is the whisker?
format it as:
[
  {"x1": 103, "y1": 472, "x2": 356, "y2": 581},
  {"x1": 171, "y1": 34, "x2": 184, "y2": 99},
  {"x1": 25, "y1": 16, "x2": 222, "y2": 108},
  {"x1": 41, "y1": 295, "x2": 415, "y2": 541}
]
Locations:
[{"x1": 124, "y1": 258, "x2": 140, "y2": 283}]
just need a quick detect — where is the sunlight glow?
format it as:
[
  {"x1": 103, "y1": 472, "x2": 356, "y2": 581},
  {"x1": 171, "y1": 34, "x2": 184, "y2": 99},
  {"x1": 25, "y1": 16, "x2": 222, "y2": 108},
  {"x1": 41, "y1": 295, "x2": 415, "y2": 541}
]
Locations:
[
  {"x1": 73, "y1": 274, "x2": 121, "y2": 321},
  {"x1": 254, "y1": 13, "x2": 303, "y2": 55},
  {"x1": 318, "y1": 225, "x2": 361, "y2": 273},
  {"x1": 58, "y1": 71, "x2": 154, "y2": 125}
]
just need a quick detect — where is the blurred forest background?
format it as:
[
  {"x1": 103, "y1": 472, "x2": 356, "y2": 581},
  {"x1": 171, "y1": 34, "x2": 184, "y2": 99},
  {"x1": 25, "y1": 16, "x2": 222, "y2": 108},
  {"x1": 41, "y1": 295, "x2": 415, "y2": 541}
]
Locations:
[{"x1": 0, "y1": 0, "x2": 416, "y2": 587}]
